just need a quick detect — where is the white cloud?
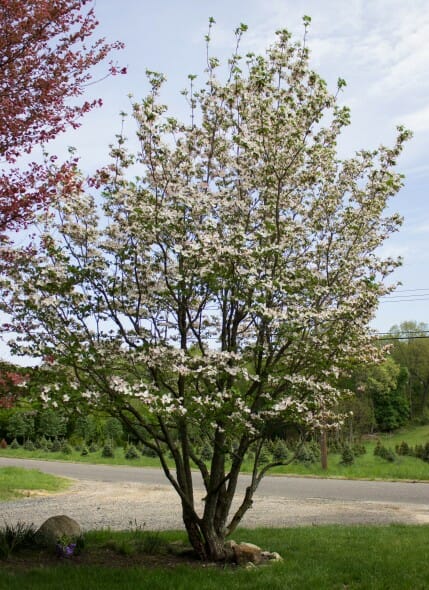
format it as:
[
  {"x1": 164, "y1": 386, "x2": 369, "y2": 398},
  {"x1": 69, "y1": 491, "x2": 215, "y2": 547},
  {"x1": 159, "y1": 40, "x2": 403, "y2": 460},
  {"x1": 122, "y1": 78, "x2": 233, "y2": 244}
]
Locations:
[{"x1": 401, "y1": 105, "x2": 429, "y2": 133}]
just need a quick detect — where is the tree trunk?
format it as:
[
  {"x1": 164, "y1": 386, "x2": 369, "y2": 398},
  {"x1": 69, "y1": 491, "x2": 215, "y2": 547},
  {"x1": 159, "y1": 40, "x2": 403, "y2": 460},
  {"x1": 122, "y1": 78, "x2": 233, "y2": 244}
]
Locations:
[
  {"x1": 320, "y1": 429, "x2": 328, "y2": 470},
  {"x1": 182, "y1": 505, "x2": 207, "y2": 560},
  {"x1": 182, "y1": 503, "x2": 228, "y2": 561}
]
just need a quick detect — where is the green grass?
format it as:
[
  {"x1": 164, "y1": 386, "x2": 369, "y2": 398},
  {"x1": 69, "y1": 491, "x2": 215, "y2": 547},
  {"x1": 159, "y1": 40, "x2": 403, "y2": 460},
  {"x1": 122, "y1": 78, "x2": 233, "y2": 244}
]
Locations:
[
  {"x1": 1, "y1": 424, "x2": 428, "y2": 481},
  {"x1": 0, "y1": 446, "x2": 164, "y2": 467},
  {"x1": 0, "y1": 466, "x2": 71, "y2": 501},
  {"x1": 1, "y1": 525, "x2": 429, "y2": 589},
  {"x1": 375, "y1": 424, "x2": 429, "y2": 447},
  {"x1": 265, "y1": 451, "x2": 429, "y2": 481}
]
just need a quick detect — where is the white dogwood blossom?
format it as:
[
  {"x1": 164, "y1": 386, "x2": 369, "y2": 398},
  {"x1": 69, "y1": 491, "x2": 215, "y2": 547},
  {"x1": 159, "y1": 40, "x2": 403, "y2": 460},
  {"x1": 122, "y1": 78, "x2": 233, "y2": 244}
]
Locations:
[{"x1": 0, "y1": 21, "x2": 410, "y2": 560}]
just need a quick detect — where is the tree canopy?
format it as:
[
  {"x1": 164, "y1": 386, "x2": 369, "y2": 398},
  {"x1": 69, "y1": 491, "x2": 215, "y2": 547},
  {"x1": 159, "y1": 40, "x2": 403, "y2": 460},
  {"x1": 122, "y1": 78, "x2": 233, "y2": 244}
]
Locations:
[
  {"x1": 0, "y1": 0, "x2": 124, "y2": 235},
  {"x1": 0, "y1": 20, "x2": 410, "y2": 560},
  {"x1": 389, "y1": 321, "x2": 429, "y2": 418}
]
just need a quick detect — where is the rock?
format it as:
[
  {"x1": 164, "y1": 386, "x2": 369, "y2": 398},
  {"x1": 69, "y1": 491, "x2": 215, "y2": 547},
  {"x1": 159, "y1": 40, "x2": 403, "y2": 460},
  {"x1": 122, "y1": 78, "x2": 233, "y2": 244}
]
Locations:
[
  {"x1": 224, "y1": 539, "x2": 237, "y2": 562},
  {"x1": 232, "y1": 542, "x2": 263, "y2": 565},
  {"x1": 36, "y1": 515, "x2": 81, "y2": 548},
  {"x1": 261, "y1": 550, "x2": 283, "y2": 562}
]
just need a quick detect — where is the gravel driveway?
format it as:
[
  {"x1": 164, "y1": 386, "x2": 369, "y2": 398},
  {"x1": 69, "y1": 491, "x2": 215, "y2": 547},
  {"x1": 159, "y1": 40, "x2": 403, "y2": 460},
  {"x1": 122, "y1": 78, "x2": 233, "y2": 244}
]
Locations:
[{"x1": 2, "y1": 478, "x2": 429, "y2": 531}]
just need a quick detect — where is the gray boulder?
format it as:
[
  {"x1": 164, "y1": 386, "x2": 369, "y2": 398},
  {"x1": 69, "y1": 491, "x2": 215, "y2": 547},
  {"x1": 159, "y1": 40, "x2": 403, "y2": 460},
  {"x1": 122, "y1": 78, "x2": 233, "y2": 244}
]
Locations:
[{"x1": 36, "y1": 515, "x2": 81, "y2": 548}]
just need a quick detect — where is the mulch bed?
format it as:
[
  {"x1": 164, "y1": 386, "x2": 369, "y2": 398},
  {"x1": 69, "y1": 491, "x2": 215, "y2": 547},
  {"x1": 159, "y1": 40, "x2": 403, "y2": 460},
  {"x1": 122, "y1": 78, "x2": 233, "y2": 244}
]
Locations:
[{"x1": 0, "y1": 547, "x2": 223, "y2": 571}]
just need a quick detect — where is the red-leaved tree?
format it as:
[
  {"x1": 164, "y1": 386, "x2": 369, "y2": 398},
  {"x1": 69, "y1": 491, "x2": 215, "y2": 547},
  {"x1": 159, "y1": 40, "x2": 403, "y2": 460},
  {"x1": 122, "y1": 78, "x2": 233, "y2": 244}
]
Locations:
[
  {"x1": 0, "y1": 360, "x2": 27, "y2": 408},
  {"x1": 0, "y1": 0, "x2": 124, "y2": 235}
]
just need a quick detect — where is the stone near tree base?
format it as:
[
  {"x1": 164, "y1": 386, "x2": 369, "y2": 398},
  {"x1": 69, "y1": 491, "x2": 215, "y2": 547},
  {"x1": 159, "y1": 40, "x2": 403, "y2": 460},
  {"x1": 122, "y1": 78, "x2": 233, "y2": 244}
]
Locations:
[
  {"x1": 225, "y1": 540, "x2": 283, "y2": 565},
  {"x1": 36, "y1": 515, "x2": 81, "y2": 548},
  {"x1": 261, "y1": 550, "x2": 283, "y2": 562},
  {"x1": 233, "y1": 542, "x2": 263, "y2": 565}
]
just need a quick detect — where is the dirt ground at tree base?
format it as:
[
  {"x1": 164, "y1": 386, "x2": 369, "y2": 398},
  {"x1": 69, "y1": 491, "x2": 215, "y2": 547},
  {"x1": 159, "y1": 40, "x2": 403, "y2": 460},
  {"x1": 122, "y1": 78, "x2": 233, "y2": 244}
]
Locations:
[{"x1": 2, "y1": 479, "x2": 429, "y2": 532}]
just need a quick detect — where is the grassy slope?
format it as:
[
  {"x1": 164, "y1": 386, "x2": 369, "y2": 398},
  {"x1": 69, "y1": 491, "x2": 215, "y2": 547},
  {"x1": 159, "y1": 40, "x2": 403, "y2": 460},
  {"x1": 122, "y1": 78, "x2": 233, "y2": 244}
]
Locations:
[
  {"x1": 0, "y1": 466, "x2": 71, "y2": 501},
  {"x1": 0, "y1": 526, "x2": 428, "y2": 589}
]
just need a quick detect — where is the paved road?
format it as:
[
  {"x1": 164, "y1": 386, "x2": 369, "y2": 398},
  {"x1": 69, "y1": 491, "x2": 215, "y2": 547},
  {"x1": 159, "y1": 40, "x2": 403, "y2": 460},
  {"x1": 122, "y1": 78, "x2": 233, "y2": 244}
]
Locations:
[{"x1": 1, "y1": 456, "x2": 428, "y2": 505}]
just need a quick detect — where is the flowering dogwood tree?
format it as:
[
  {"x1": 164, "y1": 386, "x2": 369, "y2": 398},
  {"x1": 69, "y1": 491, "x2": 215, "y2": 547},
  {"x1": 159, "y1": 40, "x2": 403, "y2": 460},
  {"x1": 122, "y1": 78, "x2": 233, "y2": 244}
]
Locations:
[
  {"x1": 1, "y1": 21, "x2": 410, "y2": 560},
  {"x1": 0, "y1": 0, "x2": 124, "y2": 236}
]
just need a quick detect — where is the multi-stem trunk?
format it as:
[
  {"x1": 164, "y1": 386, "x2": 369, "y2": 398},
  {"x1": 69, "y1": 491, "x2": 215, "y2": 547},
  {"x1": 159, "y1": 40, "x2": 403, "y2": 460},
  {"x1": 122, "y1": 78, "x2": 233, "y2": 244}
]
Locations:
[
  {"x1": 181, "y1": 503, "x2": 228, "y2": 562},
  {"x1": 175, "y1": 435, "x2": 255, "y2": 561}
]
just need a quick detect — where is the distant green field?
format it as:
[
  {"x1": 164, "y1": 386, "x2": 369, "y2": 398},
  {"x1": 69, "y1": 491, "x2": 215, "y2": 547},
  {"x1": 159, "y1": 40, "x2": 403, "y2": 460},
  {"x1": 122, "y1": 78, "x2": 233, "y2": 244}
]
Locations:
[{"x1": 1, "y1": 424, "x2": 428, "y2": 481}]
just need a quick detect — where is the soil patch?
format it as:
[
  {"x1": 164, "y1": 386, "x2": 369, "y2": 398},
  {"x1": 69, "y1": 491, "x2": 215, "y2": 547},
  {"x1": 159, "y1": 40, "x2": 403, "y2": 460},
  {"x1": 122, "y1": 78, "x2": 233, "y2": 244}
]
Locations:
[{"x1": 0, "y1": 546, "x2": 224, "y2": 572}]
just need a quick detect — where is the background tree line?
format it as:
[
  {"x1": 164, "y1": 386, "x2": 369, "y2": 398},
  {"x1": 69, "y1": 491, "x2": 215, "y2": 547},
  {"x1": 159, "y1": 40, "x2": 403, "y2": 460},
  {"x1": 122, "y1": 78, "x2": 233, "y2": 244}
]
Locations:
[{"x1": 1, "y1": 320, "x2": 428, "y2": 446}]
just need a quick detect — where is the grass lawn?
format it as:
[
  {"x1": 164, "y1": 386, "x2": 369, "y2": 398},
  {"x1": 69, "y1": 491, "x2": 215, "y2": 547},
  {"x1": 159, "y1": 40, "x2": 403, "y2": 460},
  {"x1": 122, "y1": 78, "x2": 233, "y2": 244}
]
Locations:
[
  {"x1": 1, "y1": 424, "x2": 428, "y2": 481},
  {"x1": 0, "y1": 467, "x2": 71, "y2": 501},
  {"x1": 375, "y1": 424, "x2": 429, "y2": 447},
  {"x1": 0, "y1": 525, "x2": 428, "y2": 589},
  {"x1": 265, "y1": 450, "x2": 429, "y2": 480}
]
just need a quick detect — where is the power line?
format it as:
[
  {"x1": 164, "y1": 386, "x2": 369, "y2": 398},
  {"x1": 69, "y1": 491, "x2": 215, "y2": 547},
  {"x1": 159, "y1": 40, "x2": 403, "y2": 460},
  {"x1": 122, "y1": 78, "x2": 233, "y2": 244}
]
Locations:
[
  {"x1": 380, "y1": 288, "x2": 429, "y2": 302},
  {"x1": 386, "y1": 288, "x2": 429, "y2": 293},
  {"x1": 375, "y1": 329, "x2": 429, "y2": 335},
  {"x1": 376, "y1": 335, "x2": 429, "y2": 341},
  {"x1": 382, "y1": 300, "x2": 429, "y2": 304},
  {"x1": 374, "y1": 329, "x2": 429, "y2": 341}
]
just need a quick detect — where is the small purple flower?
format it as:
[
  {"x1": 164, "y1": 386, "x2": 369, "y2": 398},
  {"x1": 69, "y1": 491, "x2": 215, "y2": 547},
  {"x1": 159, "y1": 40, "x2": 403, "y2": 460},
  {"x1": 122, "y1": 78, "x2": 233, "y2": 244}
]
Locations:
[
  {"x1": 56, "y1": 541, "x2": 76, "y2": 558},
  {"x1": 64, "y1": 543, "x2": 76, "y2": 557}
]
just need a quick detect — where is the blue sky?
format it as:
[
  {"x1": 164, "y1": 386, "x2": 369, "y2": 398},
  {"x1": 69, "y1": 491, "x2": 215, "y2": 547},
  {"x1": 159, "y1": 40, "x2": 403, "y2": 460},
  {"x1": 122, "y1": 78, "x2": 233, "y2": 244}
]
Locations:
[{"x1": 35, "y1": 0, "x2": 429, "y2": 334}]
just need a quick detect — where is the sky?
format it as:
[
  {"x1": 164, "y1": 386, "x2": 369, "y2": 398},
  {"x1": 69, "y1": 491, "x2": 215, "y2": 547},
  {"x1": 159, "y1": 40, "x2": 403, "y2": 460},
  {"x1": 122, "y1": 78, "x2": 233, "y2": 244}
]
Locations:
[{"x1": 10, "y1": 0, "x2": 429, "y2": 358}]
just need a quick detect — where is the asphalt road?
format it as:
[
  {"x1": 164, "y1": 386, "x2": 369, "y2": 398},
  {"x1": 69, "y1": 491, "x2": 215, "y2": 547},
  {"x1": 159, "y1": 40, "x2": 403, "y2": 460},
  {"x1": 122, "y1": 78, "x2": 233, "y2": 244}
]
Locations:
[{"x1": 1, "y1": 456, "x2": 428, "y2": 506}]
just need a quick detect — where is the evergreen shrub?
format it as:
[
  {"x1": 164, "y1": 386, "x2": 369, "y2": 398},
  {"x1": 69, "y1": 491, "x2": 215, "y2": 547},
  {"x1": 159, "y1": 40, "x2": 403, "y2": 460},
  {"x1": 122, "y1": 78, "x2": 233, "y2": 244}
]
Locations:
[
  {"x1": 102, "y1": 442, "x2": 114, "y2": 458},
  {"x1": 125, "y1": 444, "x2": 139, "y2": 460},
  {"x1": 340, "y1": 445, "x2": 355, "y2": 466}
]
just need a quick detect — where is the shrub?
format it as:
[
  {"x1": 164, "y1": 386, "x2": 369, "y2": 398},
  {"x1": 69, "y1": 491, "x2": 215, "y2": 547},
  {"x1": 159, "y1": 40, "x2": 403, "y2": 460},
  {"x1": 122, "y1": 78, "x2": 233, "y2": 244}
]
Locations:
[
  {"x1": 6, "y1": 412, "x2": 35, "y2": 442},
  {"x1": 257, "y1": 445, "x2": 272, "y2": 465},
  {"x1": 373, "y1": 440, "x2": 383, "y2": 456},
  {"x1": 23, "y1": 439, "x2": 35, "y2": 451},
  {"x1": 80, "y1": 446, "x2": 89, "y2": 456},
  {"x1": 272, "y1": 438, "x2": 289, "y2": 461},
  {"x1": 125, "y1": 444, "x2": 139, "y2": 460},
  {"x1": 89, "y1": 442, "x2": 98, "y2": 453},
  {"x1": 396, "y1": 441, "x2": 411, "y2": 456},
  {"x1": 415, "y1": 442, "x2": 429, "y2": 463},
  {"x1": 328, "y1": 440, "x2": 343, "y2": 454},
  {"x1": 102, "y1": 442, "x2": 114, "y2": 458},
  {"x1": 10, "y1": 438, "x2": 19, "y2": 449},
  {"x1": 340, "y1": 445, "x2": 355, "y2": 466},
  {"x1": 308, "y1": 440, "x2": 321, "y2": 460},
  {"x1": 61, "y1": 442, "x2": 73, "y2": 455},
  {"x1": 141, "y1": 444, "x2": 157, "y2": 458},
  {"x1": 36, "y1": 436, "x2": 49, "y2": 450},
  {"x1": 50, "y1": 438, "x2": 62, "y2": 452},
  {"x1": 423, "y1": 442, "x2": 429, "y2": 463},
  {"x1": 352, "y1": 443, "x2": 367, "y2": 456},
  {"x1": 0, "y1": 521, "x2": 37, "y2": 559},
  {"x1": 376, "y1": 445, "x2": 396, "y2": 462},
  {"x1": 200, "y1": 443, "x2": 212, "y2": 462},
  {"x1": 295, "y1": 444, "x2": 317, "y2": 465}
]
